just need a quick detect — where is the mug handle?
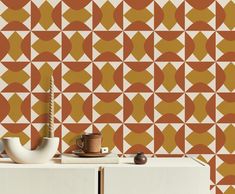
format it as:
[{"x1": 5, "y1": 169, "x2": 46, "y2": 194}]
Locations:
[{"x1": 76, "y1": 135, "x2": 84, "y2": 150}]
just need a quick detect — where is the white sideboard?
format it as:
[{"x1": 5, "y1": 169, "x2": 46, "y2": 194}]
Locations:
[
  {"x1": 0, "y1": 157, "x2": 210, "y2": 194},
  {"x1": 102, "y1": 158, "x2": 210, "y2": 194}
]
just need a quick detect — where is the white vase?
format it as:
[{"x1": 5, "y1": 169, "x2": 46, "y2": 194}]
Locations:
[{"x1": 2, "y1": 137, "x2": 59, "y2": 164}]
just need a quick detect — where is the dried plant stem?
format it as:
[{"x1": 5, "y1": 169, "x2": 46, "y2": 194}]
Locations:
[{"x1": 48, "y1": 76, "x2": 54, "y2": 138}]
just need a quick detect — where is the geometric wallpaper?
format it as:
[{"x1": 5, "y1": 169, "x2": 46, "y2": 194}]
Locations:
[{"x1": 0, "y1": 0, "x2": 235, "y2": 193}]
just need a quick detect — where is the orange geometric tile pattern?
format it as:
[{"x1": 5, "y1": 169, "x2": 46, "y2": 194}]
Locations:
[
  {"x1": 155, "y1": 31, "x2": 184, "y2": 61},
  {"x1": 154, "y1": 0, "x2": 184, "y2": 31},
  {"x1": 185, "y1": 0, "x2": 215, "y2": 31},
  {"x1": 0, "y1": 1, "x2": 234, "y2": 193},
  {"x1": 0, "y1": 0, "x2": 31, "y2": 31},
  {"x1": 62, "y1": 0, "x2": 92, "y2": 31}
]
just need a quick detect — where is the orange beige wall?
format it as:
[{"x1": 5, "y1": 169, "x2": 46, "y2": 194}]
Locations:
[{"x1": 0, "y1": 0, "x2": 235, "y2": 193}]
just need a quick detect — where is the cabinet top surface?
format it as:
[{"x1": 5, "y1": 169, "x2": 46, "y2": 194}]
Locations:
[{"x1": 0, "y1": 157, "x2": 207, "y2": 168}]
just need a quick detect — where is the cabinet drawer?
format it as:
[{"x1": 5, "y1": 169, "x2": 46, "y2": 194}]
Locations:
[
  {"x1": 0, "y1": 168, "x2": 98, "y2": 194},
  {"x1": 102, "y1": 166, "x2": 210, "y2": 194}
]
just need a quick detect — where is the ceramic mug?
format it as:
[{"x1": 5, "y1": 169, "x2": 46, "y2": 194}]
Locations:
[{"x1": 76, "y1": 133, "x2": 102, "y2": 153}]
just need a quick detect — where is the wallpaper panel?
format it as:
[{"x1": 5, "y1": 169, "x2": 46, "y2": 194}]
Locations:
[{"x1": 0, "y1": 0, "x2": 235, "y2": 193}]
